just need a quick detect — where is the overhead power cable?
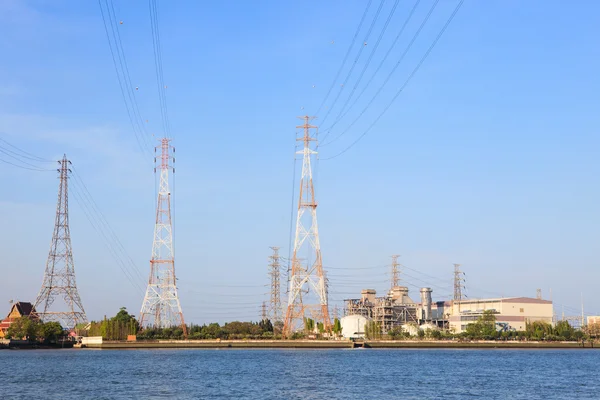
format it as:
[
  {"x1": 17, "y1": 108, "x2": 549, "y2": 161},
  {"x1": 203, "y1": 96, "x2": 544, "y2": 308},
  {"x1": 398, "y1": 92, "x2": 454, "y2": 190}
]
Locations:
[
  {"x1": 98, "y1": 0, "x2": 152, "y2": 157},
  {"x1": 312, "y1": 0, "x2": 373, "y2": 117},
  {"x1": 69, "y1": 167, "x2": 146, "y2": 294},
  {"x1": 319, "y1": 0, "x2": 386, "y2": 129},
  {"x1": 322, "y1": 0, "x2": 465, "y2": 160},
  {"x1": 0, "y1": 138, "x2": 54, "y2": 162},
  {"x1": 149, "y1": 0, "x2": 172, "y2": 138},
  {"x1": 0, "y1": 138, "x2": 55, "y2": 171},
  {"x1": 331, "y1": 0, "x2": 401, "y2": 126},
  {"x1": 320, "y1": 0, "x2": 421, "y2": 141},
  {"x1": 322, "y1": 0, "x2": 440, "y2": 148}
]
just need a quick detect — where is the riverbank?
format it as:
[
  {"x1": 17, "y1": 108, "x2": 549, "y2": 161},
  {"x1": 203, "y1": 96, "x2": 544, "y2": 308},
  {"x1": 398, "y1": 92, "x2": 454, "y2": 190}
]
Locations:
[{"x1": 81, "y1": 339, "x2": 596, "y2": 349}]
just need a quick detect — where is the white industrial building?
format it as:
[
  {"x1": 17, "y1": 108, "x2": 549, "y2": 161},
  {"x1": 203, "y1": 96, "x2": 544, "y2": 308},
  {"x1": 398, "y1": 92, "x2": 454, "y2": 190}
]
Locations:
[
  {"x1": 448, "y1": 297, "x2": 554, "y2": 333},
  {"x1": 340, "y1": 314, "x2": 369, "y2": 339}
]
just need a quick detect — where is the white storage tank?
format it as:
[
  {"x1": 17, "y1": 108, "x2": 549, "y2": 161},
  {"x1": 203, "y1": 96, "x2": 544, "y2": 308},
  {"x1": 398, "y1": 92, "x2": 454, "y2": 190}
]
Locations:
[{"x1": 340, "y1": 315, "x2": 370, "y2": 339}]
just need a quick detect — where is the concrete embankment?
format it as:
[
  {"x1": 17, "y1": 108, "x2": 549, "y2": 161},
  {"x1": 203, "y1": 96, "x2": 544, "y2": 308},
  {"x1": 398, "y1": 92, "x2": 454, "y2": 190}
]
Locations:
[
  {"x1": 86, "y1": 339, "x2": 353, "y2": 349},
  {"x1": 83, "y1": 339, "x2": 595, "y2": 350},
  {"x1": 365, "y1": 340, "x2": 592, "y2": 349}
]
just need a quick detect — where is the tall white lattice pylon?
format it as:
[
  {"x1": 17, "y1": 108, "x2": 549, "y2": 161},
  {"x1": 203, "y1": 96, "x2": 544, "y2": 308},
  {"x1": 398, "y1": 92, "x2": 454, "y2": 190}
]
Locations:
[
  {"x1": 140, "y1": 138, "x2": 186, "y2": 335},
  {"x1": 34, "y1": 155, "x2": 87, "y2": 330},
  {"x1": 283, "y1": 116, "x2": 331, "y2": 337}
]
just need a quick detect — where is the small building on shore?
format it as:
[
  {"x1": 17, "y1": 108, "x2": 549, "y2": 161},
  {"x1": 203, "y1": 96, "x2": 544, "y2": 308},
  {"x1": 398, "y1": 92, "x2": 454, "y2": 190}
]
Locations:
[{"x1": 0, "y1": 302, "x2": 38, "y2": 338}]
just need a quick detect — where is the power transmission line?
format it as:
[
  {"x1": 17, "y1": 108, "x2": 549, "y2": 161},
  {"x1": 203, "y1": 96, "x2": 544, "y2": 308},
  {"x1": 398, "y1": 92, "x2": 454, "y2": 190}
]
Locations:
[
  {"x1": 322, "y1": 0, "x2": 441, "y2": 148},
  {"x1": 322, "y1": 0, "x2": 464, "y2": 160},
  {"x1": 98, "y1": 0, "x2": 152, "y2": 157},
  {"x1": 149, "y1": 0, "x2": 172, "y2": 138},
  {"x1": 312, "y1": 0, "x2": 373, "y2": 117},
  {"x1": 318, "y1": 0, "x2": 386, "y2": 129},
  {"x1": 331, "y1": 0, "x2": 401, "y2": 127},
  {"x1": 320, "y1": 0, "x2": 421, "y2": 140}
]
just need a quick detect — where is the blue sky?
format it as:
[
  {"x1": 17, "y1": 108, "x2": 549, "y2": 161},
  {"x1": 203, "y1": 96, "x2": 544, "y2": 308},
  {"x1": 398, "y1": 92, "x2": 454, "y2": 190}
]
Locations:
[{"x1": 0, "y1": 0, "x2": 598, "y2": 324}]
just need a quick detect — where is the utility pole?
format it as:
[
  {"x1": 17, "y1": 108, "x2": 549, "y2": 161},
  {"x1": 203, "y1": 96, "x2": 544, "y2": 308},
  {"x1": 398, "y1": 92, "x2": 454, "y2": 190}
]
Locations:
[
  {"x1": 283, "y1": 116, "x2": 331, "y2": 337},
  {"x1": 391, "y1": 255, "x2": 401, "y2": 289},
  {"x1": 453, "y1": 264, "x2": 465, "y2": 301},
  {"x1": 140, "y1": 138, "x2": 187, "y2": 336},
  {"x1": 268, "y1": 246, "x2": 282, "y2": 324},
  {"x1": 34, "y1": 155, "x2": 87, "y2": 330}
]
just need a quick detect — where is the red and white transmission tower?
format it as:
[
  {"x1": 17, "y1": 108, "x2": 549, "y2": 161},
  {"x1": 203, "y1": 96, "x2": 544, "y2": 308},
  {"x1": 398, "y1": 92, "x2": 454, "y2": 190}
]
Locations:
[
  {"x1": 34, "y1": 155, "x2": 87, "y2": 329},
  {"x1": 283, "y1": 116, "x2": 331, "y2": 337},
  {"x1": 140, "y1": 138, "x2": 186, "y2": 335}
]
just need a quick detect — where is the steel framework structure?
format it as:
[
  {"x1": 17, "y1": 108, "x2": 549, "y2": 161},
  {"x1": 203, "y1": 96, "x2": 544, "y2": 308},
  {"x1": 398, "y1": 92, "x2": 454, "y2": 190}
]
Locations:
[
  {"x1": 140, "y1": 138, "x2": 186, "y2": 335},
  {"x1": 283, "y1": 116, "x2": 331, "y2": 336},
  {"x1": 453, "y1": 263, "x2": 465, "y2": 301},
  {"x1": 34, "y1": 155, "x2": 87, "y2": 329},
  {"x1": 391, "y1": 255, "x2": 401, "y2": 289},
  {"x1": 268, "y1": 246, "x2": 282, "y2": 324},
  {"x1": 344, "y1": 297, "x2": 419, "y2": 333}
]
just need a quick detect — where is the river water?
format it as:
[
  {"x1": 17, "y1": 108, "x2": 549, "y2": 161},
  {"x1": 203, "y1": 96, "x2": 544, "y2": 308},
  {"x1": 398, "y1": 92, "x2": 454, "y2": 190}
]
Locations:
[{"x1": 2, "y1": 348, "x2": 599, "y2": 399}]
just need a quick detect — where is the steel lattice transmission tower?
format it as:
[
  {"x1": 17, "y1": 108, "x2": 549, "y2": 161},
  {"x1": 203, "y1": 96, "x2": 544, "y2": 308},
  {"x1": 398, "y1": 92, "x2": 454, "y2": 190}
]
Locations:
[
  {"x1": 268, "y1": 246, "x2": 282, "y2": 324},
  {"x1": 140, "y1": 138, "x2": 187, "y2": 335},
  {"x1": 453, "y1": 263, "x2": 466, "y2": 301},
  {"x1": 391, "y1": 255, "x2": 401, "y2": 289},
  {"x1": 34, "y1": 155, "x2": 88, "y2": 329},
  {"x1": 283, "y1": 116, "x2": 331, "y2": 337}
]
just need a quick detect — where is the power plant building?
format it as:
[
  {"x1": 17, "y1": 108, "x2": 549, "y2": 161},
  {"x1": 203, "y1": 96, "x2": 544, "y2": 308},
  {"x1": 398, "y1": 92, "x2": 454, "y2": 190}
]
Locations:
[
  {"x1": 449, "y1": 297, "x2": 554, "y2": 333},
  {"x1": 343, "y1": 286, "x2": 554, "y2": 334},
  {"x1": 344, "y1": 287, "x2": 438, "y2": 333}
]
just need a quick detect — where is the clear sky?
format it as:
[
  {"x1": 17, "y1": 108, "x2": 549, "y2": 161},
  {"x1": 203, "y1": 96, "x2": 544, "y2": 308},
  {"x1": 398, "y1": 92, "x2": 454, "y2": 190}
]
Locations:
[{"x1": 0, "y1": 0, "x2": 598, "y2": 324}]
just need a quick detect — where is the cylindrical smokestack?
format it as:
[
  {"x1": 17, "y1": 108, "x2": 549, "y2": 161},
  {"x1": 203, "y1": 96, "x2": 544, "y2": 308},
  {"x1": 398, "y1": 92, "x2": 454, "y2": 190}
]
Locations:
[{"x1": 420, "y1": 287, "x2": 432, "y2": 321}]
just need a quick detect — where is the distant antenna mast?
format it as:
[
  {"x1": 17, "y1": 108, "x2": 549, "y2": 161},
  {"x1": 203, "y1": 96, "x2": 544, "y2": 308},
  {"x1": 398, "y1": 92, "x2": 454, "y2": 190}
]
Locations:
[{"x1": 536, "y1": 289, "x2": 542, "y2": 300}]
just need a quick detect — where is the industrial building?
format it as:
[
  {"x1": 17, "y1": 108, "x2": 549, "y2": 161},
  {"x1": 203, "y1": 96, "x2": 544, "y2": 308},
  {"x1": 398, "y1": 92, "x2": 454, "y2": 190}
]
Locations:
[
  {"x1": 449, "y1": 297, "x2": 554, "y2": 333},
  {"x1": 340, "y1": 314, "x2": 369, "y2": 339},
  {"x1": 343, "y1": 285, "x2": 554, "y2": 335},
  {"x1": 343, "y1": 286, "x2": 437, "y2": 334}
]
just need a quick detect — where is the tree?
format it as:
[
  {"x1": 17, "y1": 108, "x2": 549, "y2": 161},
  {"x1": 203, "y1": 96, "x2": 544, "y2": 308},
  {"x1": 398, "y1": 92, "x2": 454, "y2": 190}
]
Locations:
[
  {"x1": 304, "y1": 318, "x2": 315, "y2": 332},
  {"x1": 365, "y1": 321, "x2": 382, "y2": 340},
  {"x1": 333, "y1": 318, "x2": 342, "y2": 335},
  {"x1": 6, "y1": 317, "x2": 40, "y2": 341},
  {"x1": 465, "y1": 310, "x2": 498, "y2": 340},
  {"x1": 526, "y1": 321, "x2": 553, "y2": 341},
  {"x1": 317, "y1": 322, "x2": 325, "y2": 334},
  {"x1": 554, "y1": 320, "x2": 575, "y2": 341},
  {"x1": 259, "y1": 319, "x2": 274, "y2": 333},
  {"x1": 39, "y1": 322, "x2": 64, "y2": 342}
]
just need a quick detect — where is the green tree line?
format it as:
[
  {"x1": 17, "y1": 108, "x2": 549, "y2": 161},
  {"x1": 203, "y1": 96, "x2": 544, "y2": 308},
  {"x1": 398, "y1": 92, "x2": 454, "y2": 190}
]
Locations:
[{"x1": 5, "y1": 317, "x2": 64, "y2": 343}]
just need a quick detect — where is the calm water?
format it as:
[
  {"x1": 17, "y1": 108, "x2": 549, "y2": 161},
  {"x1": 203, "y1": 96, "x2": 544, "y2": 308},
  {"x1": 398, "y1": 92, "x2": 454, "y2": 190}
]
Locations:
[{"x1": 2, "y1": 348, "x2": 599, "y2": 399}]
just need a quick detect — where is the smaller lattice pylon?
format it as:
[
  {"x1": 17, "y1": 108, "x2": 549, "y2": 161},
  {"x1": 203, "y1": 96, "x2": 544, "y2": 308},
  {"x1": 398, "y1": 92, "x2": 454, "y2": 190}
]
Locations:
[
  {"x1": 453, "y1": 263, "x2": 466, "y2": 301},
  {"x1": 268, "y1": 246, "x2": 282, "y2": 324},
  {"x1": 391, "y1": 255, "x2": 401, "y2": 289}
]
